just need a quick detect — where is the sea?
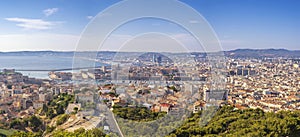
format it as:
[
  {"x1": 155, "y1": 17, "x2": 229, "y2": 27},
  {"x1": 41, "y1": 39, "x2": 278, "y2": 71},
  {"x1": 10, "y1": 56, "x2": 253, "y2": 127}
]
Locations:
[{"x1": 0, "y1": 55, "x2": 102, "y2": 79}]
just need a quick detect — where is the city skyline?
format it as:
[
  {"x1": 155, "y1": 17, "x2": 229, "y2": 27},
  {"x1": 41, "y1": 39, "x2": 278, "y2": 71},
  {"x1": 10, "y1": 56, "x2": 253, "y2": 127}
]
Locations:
[
  {"x1": 1, "y1": 1, "x2": 300, "y2": 136},
  {"x1": 0, "y1": 0, "x2": 299, "y2": 51}
]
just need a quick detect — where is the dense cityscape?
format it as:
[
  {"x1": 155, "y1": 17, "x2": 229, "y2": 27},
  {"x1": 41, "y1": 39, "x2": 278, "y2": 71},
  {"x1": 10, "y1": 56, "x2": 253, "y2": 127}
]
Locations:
[
  {"x1": 1, "y1": 0, "x2": 300, "y2": 136},
  {"x1": 0, "y1": 50, "x2": 299, "y2": 136}
]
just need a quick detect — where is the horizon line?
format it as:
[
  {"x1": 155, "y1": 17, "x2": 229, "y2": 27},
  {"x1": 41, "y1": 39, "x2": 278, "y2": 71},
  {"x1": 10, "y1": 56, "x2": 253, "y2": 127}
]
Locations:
[{"x1": 0, "y1": 48, "x2": 299, "y2": 53}]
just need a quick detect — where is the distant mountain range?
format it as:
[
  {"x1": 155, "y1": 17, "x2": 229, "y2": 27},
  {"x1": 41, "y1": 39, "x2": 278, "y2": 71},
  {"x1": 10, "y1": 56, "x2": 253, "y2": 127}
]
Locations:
[
  {"x1": 224, "y1": 49, "x2": 300, "y2": 58},
  {"x1": 0, "y1": 49, "x2": 299, "y2": 58},
  {"x1": 0, "y1": 51, "x2": 74, "y2": 57}
]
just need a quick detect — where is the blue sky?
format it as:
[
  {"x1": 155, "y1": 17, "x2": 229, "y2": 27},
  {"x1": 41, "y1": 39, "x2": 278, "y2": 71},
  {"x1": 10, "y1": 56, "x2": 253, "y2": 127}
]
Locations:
[{"x1": 0, "y1": 0, "x2": 299, "y2": 51}]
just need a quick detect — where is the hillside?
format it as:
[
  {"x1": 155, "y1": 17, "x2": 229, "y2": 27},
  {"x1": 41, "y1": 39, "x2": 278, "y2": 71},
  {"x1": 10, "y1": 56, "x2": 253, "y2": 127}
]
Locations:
[
  {"x1": 225, "y1": 49, "x2": 300, "y2": 58},
  {"x1": 168, "y1": 106, "x2": 300, "y2": 137}
]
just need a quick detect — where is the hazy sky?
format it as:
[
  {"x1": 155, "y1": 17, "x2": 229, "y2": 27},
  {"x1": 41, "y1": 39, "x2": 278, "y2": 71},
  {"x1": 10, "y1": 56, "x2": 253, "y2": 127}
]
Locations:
[{"x1": 0, "y1": 0, "x2": 299, "y2": 51}]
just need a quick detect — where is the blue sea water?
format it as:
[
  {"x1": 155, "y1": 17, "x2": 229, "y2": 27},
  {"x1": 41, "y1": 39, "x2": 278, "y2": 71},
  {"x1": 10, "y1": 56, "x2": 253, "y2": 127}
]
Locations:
[{"x1": 0, "y1": 55, "x2": 100, "y2": 79}]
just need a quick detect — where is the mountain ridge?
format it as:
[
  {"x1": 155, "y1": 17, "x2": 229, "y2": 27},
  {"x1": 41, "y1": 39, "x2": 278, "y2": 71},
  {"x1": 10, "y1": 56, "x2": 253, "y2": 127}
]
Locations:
[
  {"x1": 224, "y1": 48, "x2": 300, "y2": 58},
  {"x1": 0, "y1": 49, "x2": 299, "y2": 58}
]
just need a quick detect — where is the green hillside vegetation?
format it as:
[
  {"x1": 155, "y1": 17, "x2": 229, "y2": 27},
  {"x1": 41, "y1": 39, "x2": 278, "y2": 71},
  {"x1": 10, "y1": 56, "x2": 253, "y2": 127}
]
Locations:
[
  {"x1": 41, "y1": 93, "x2": 74, "y2": 119},
  {"x1": 0, "y1": 128, "x2": 16, "y2": 137},
  {"x1": 168, "y1": 106, "x2": 300, "y2": 137},
  {"x1": 6, "y1": 105, "x2": 300, "y2": 136},
  {"x1": 51, "y1": 128, "x2": 107, "y2": 137},
  {"x1": 1, "y1": 93, "x2": 75, "y2": 137},
  {"x1": 112, "y1": 105, "x2": 166, "y2": 122},
  {"x1": 9, "y1": 115, "x2": 44, "y2": 133},
  {"x1": 56, "y1": 114, "x2": 70, "y2": 126},
  {"x1": 10, "y1": 128, "x2": 107, "y2": 137}
]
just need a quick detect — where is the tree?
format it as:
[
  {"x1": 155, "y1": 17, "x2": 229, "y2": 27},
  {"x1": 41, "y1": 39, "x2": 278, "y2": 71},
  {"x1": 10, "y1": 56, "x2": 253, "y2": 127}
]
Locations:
[
  {"x1": 46, "y1": 108, "x2": 56, "y2": 119},
  {"x1": 7, "y1": 85, "x2": 12, "y2": 89},
  {"x1": 27, "y1": 115, "x2": 43, "y2": 132},
  {"x1": 41, "y1": 104, "x2": 48, "y2": 114},
  {"x1": 9, "y1": 119, "x2": 23, "y2": 129},
  {"x1": 56, "y1": 104, "x2": 65, "y2": 115}
]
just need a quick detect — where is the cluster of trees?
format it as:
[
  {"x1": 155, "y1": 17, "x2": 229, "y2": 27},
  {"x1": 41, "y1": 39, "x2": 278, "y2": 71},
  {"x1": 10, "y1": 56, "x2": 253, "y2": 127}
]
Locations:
[
  {"x1": 7, "y1": 105, "x2": 300, "y2": 137},
  {"x1": 9, "y1": 115, "x2": 43, "y2": 133},
  {"x1": 4, "y1": 93, "x2": 75, "y2": 136},
  {"x1": 10, "y1": 128, "x2": 107, "y2": 137},
  {"x1": 10, "y1": 131, "x2": 41, "y2": 137},
  {"x1": 50, "y1": 128, "x2": 107, "y2": 137},
  {"x1": 167, "y1": 106, "x2": 300, "y2": 137},
  {"x1": 115, "y1": 112, "x2": 183, "y2": 137},
  {"x1": 40, "y1": 93, "x2": 74, "y2": 119},
  {"x1": 56, "y1": 114, "x2": 70, "y2": 126},
  {"x1": 112, "y1": 106, "x2": 166, "y2": 122}
]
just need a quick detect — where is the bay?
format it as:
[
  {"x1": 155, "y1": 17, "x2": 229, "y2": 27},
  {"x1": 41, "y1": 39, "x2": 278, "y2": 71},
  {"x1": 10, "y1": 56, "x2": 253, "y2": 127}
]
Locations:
[{"x1": 0, "y1": 55, "x2": 102, "y2": 79}]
